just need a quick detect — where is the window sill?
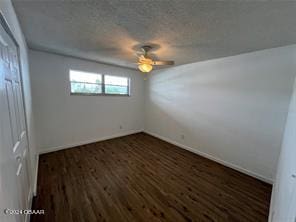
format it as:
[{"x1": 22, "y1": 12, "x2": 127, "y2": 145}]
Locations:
[{"x1": 70, "y1": 93, "x2": 130, "y2": 97}]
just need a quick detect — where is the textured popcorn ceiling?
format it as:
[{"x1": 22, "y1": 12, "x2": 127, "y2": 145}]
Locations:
[{"x1": 12, "y1": 0, "x2": 296, "y2": 69}]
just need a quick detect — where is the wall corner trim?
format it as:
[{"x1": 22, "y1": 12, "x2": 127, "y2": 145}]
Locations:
[
  {"x1": 144, "y1": 130, "x2": 274, "y2": 185},
  {"x1": 33, "y1": 154, "x2": 39, "y2": 196}
]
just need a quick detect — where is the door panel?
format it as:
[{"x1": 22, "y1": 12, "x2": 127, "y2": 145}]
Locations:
[
  {"x1": 13, "y1": 82, "x2": 22, "y2": 138},
  {"x1": 5, "y1": 80, "x2": 18, "y2": 146},
  {"x1": 0, "y1": 15, "x2": 31, "y2": 222}
]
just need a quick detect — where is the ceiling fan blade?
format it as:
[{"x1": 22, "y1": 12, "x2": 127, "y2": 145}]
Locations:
[
  {"x1": 136, "y1": 54, "x2": 144, "y2": 59},
  {"x1": 152, "y1": 60, "x2": 175, "y2": 66}
]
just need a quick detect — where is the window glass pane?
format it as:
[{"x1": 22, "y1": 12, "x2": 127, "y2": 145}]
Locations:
[
  {"x1": 104, "y1": 75, "x2": 128, "y2": 86},
  {"x1": 71, "y1": 82, "x2": 102, "y2": 94},
  {"x1": 70, "y1": 70, "x2": 102, "y2": 84},
  {"x1": 105, "y1": 85, "x2": 128, "y2": 95}
]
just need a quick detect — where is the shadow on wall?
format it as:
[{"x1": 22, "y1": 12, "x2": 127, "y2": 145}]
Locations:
[{"x1": 144, "y1": 47, "x2": 296, "y2": 182}]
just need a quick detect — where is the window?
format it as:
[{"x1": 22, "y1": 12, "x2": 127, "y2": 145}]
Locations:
[
  {"x1": 104, "y1": 75, "x2": 129, "y2": 95},
  {"x1": 69, "y1": 70, "x2": 130, "y2": 96},
  {"x1": 70, "y1": 70, "x2": 102, "y2": 94}
]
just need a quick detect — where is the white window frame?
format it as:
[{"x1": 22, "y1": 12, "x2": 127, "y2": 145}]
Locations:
[
  {"x1": 103, "y1": 75, "x2": 130, "y2": 96},
  {"x1": 69, "y1": 70, "x2": 130, "y2": 96}
]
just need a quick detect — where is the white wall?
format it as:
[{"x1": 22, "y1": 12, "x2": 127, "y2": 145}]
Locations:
[
  {"x1": 29, "y1": 50, "x2": 144, "y2": 153},
  {"x1": 0, "y1": 0, "x2": 37, "y2": 192},
  {"x1": 269, "y1": 77, "x2": 296, "y2": 221},
  {"x1": 144, "y1": 45, "x2": 296, "y2": 183}
]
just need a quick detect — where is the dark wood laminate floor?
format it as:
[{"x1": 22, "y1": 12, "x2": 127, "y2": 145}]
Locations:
[{"x1": 31, "y1": 133, "x2": 272, "y2": 222}]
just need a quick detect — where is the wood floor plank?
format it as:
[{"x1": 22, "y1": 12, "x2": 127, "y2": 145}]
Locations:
[{"x1": 31, "y1": 133, "x2": 271, "y2": 222}]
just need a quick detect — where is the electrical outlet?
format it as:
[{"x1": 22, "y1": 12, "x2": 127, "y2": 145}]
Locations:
[
  {"x1": 181, "y1": 134, "x2": 185, "y2": 140},
  {"x1": 119, "y1": 125, "x2": 123, "y2": 129}
]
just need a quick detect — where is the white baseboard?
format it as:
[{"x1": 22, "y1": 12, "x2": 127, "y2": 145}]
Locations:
[
  {"x1": 38, "y1": 129, "x2": 143, "y2": 155},
  {"x1": 33, "y1": 154, "x2": 39, "y2": 196},
  {"x1": 37, "y1": 129, "x2": 273, "y2": 184},
  {"x1": 144, "y1": 130, "x2": 273, "y2": 184}
]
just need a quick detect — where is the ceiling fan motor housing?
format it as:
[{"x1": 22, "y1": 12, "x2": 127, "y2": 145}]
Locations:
[{"x1": 141, "y1": 45, "x2": 153, "y2": 54}]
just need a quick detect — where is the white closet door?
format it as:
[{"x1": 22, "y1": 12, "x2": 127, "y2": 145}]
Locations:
[{"x1": 0, "y1": 16, "x2": 31, "y2": 222}]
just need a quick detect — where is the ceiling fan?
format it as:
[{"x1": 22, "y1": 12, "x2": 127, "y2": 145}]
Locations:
[{"x1": 137, "y1": 46, "x2": 174, "y2": 73}]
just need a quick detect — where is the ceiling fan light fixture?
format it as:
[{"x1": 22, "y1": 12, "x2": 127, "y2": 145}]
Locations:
[{"x1": 138, "y1": 63, "x2": 153, "y2": 73}]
